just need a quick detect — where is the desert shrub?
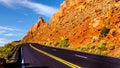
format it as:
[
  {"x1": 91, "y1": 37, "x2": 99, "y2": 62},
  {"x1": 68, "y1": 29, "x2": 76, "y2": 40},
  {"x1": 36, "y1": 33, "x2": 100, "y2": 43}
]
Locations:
[
  {"x1": 0, "y1": 44, "x2": 14, "y2": 61},
  {"x1": 110, "y1": 29, "x2": 116, "y2": 36},
  {"x1": 100, "y1": 26, "x2": 110, "y2": 37},
  {"x1": 90, "y1": 45, "x2": 95, "y2": 49},
  {"x1": 92, "y1": 36, "x2": 99, "y2": 43},
  {"x1": 101, "y1": 51, "x2": 107, "y2": 55},
  {"x1": 45, "y1": 42, "x2": 51, "y2": 45},
  {"x1": 4, "y1": 44, "x2": 13, "y2": 49},
  {"x1": 107, "y1": 19, "x2": 111, "y2": 25},
  {"x1": 95, "y1": 50, "x2": 101, "y2": 55},
  {"x1": 88, "y1": 49, "x2": 93, "y2": 53},
  {"x1": 79, "y1": 45, "x2": 89, "y2": 52},
  {"x1": 52, "y1": 42, "x2": 59, "y2": 46},
  {"x1": 98, "y1": 40, "x2": 106, "y2": 51},
  {"x1": 108, "y1": 44, "x2": 115, "y2": 50},
  {"x1": 59, "y1": 38, "x2": 69, "y2": 48}
]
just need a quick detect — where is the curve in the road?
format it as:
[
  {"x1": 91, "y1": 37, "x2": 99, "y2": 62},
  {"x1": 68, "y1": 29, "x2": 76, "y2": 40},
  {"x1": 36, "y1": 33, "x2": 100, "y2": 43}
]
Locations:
[
  {"x1": 30, "y1": 44, "x2": 81, "y2": 68},
  {"x1": 20, "y1": 43, "x2": 120, "y2": 68}
]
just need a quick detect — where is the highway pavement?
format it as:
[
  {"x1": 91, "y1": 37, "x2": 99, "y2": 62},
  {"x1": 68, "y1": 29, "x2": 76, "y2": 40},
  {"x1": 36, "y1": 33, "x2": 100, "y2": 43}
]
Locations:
[{"x1": 20, "y1": 43, "x2": 120, "y2": 68}]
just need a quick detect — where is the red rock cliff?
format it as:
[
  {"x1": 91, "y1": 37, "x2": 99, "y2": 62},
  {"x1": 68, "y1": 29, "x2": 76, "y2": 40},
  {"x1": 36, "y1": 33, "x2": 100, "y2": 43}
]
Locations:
[{"x1": 22, "y1": 0, "x2": 120, "y2": 58}]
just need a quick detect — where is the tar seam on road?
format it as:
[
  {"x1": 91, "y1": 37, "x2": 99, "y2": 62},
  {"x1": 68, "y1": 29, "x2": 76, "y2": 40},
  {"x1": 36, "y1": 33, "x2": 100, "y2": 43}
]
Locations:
[
  {"x1": 21, "y1": 47, "x2": 25, "y2": 68},
  {"x1": 30, "y1": 44, "x2": 81, "y2": 68}
]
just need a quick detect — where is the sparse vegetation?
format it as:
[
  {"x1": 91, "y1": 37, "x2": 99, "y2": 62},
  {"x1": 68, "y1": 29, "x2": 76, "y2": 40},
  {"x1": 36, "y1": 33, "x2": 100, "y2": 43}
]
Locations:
[
  {"x1": 101, "y1": 51, "x2": 107, "y2": 55},
  {"x1": 77, "y1": 40, "x2": 110, "y2": 56},
  {"x1": 108, "y1": 44, "x2": 115, "y2": 50},
  {"x1": 107, "y1": 19, "x2": 111, "y2": 25},
  {"x1": 90, "y1": 45, "x2": 95, "y2": 49},
  {"x1": 50, "y1": 37, "x2": 70, "y2": 48},
  {"x1": 98, "y1": 40, "x2": 106, "y2": 51},
  {"x1": 59, "y1": 38, "x2": 69, "y2": 48},
  {"x1": 0, "y1": 44, "x2": 13, "y2": 61},
  {"x1": 0, "y1": 41, "x2": 22, "y2": 62},
  {"x1": 95, "y1": 49, "x2": 101, "y2": 55},
  {"x1": 100, "y1": 26, "x2": 110, "y2": 37},
  {"x1": 44, "y1": 42, "x2": 51, "y2": 45},
  {"x1": 110, "y1": 29, "x2": 116, "y2": 36},
  {"x1": 52, "y1": 42, "x2": 59, "y2": 46},
  {"x1": 92, "y1": 36, "x2": 99, "y2": 43},
  {"x1": 79, "y1": 45, "x2": 89, "y2": 52},
  {"x1": 93, "y1": 40, "x2": 108, "y2": 55}
]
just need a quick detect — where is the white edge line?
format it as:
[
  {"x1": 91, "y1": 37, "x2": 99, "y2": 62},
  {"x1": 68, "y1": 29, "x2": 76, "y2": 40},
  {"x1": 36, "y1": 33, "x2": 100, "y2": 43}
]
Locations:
[
  {"x1": 21, "y1": 47, "x2": 25, "y2": 68},
  {"x1": 75, "y1": 54, "x2": 88, "y2": 59}
]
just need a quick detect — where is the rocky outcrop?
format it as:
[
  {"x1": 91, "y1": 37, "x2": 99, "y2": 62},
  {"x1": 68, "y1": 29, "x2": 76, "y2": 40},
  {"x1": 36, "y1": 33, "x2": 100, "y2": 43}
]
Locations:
[
  {"x1": 23, "y1": 17, "x2": 49, "y2": 42},
  {"x1": 27, "y1": 17, "x2": 47, "y2": 34},
  {"x1": 22, "y1": 0, "x2": 120, "y2": 58}
]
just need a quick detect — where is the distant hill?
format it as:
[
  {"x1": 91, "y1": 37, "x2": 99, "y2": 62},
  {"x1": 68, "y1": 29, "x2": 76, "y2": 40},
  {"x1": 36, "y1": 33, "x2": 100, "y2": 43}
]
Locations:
[{"x1": 22, "y1": 0, "x2": 120, "y2": 58}]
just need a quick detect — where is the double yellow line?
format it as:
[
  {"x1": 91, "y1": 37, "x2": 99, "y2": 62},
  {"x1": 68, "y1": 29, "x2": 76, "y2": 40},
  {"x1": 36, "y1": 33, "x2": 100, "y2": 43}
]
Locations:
[{"x1": 30, "y1": 44, "x2": 81, "y2": 68}]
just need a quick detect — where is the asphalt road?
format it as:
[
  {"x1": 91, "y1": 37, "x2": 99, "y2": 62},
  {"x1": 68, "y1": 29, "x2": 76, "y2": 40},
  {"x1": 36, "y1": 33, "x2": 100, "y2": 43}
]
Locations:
[{"x1": 20, "y1": 43, "x2": 120, "y2": 68}]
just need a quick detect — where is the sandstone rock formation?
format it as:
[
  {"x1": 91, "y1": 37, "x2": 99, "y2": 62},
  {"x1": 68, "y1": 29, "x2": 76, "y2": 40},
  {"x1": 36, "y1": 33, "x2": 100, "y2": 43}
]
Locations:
[{"x1": 22, "y1": 0, "x2": 120, "y2": 58}]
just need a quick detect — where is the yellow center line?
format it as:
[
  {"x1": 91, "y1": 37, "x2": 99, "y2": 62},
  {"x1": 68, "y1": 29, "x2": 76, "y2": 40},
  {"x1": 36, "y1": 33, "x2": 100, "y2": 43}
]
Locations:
[{"x1": 30, "y1": 44, "x2": 81, "y2": 68}]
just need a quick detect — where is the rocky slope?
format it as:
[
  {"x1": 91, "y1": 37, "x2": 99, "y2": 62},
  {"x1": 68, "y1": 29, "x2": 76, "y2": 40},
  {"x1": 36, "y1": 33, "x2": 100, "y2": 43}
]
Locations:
[{"x1": 22, "y1": 0, "x2": 120, "y2": 58}]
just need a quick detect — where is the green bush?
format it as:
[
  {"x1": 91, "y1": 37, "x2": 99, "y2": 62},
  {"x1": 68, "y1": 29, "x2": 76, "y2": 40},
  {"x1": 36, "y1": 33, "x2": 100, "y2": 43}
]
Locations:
[
  {"x1": 92, "y1": 36, "x2": 99, "y2": 43},
  {"x1": 108, "y1": 44, "x2": 115, "y2": 50},
  {"x1": 90, "y1": 45, "x2": 95, "y2": 49},
  {"x1": 101, "y1": 51, "x2": 107, "y2": 55},
  {"x1": 100, "y1": 26, "x2": 110, "y2": 37},
  {"x1": 45, "y1": 42, "x2": 51, "y2": 45},
  {"x1": 98, "y1": 40, "x2": 106, "y2": 51},
  {"x1": 88, "y1": 49, "x2": 93, "y2": 53},
  {"x1": 0, "y1": 44, "x2": 14, "y2": 61},
  {"x1": 107, "y1": 19, "x2": 111, "y2": 25},
  {"x1": 110, "y1": 29, "x2": 116, "y2": 36},
  {"x1": 79, "y1": 45, "x2": 89, "y2": 52},
  {"x1": 59, "y1": 38, "x2": 69, "y2": 48},
  {"x1": 95, "y1": 50, "x2": 101, "y2": 55}
]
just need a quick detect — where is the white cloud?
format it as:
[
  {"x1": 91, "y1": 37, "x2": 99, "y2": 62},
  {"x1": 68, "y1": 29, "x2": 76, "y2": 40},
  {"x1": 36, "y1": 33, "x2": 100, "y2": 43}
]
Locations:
[
  {"x1": 4, "y1": 33, "x2": 24, "y2": 37},
  {"x1": 0, "y1": 31, "x2": 5, "y2": 34},
  {"x1": 0, "y1": 26, "x2": 24, "y2": 46},
  {"x1": 4, "y1": 33, "x2": 14, "y2": 36},
  {"x1": 0, "y1": 0, "x2": 14, "y2": 7},
  {"x1": 0, "y1": 0, "x2": 58, "y2": 17},
  {"x1": 0, "y1": 26, "x2": 24, "y2": 37},
  {"x1": 0, "y1": 26, "x2": 17, "y2": 31},
  {"x1": 0, "y1": 38, "x2": 11, "y2": 47},
  {"x1": 21, "y1": 1, "x2": 57, "y2": 17}
]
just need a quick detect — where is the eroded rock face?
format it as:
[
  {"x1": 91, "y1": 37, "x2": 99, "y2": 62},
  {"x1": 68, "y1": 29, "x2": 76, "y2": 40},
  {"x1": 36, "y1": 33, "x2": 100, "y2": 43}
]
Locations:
[
  {"x1": 28, "y1": 17, "x2": 47, "y2": 34},
  {"x1": 22, "y1": 17, "x2": 49, "y2": 42},
  {"x1": 22, "y1": 0, "x2": 120, "y2": 57}
]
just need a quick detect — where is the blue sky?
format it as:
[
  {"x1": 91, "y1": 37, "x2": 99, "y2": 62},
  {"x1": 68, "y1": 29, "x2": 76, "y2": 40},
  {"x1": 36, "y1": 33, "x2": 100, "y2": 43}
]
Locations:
[{"x1": 0, "y1": 0, "x2": 64, "y2": 46}]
